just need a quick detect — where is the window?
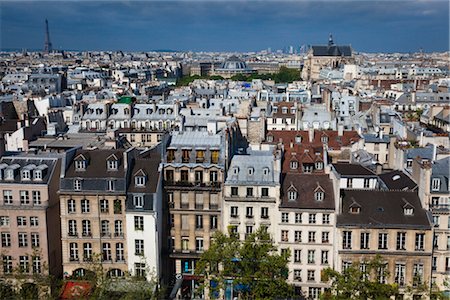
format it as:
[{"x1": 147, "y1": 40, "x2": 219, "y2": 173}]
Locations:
[
  {"x1": 431, "y1": 178, "x2": 441, "y2": 191},
  {"x1": 114, "y1": 220, "x2": 123, "y2": 237},
  {"x1": 322, "y1": 232, "x2": 329, "y2": 243},
  {"x1": 21, "y1": 170, "x2": 31, "y2": 180},
  {"x1": 288, "y1": 191, "x2": 297, "y2": 201},
  {"x1": 231, "y1": 206, "x2": 238, "y2": 217},
  {"x1": 281, "y1": 212, "x2": 289, "y2": 223},
  {"x1": 75, "y1": 160, "x2": 86, "y2": 170},
  {"x1": 303, "y1": 165, "x2": 313, "y2": 173},
  {"x1": 210, "y1": 215, "x2": 218, "y2": 230},
  {"x1": 135, "y1": 263, "x2": 146, "y2": 278},
  {"x1": 397, "y1": 232, "x2": 406, "y2": 250},
  {"x1": 347, "y1": 178, "x2": 353, "y2": 188},
  {"x1": 135, "y1": 239, "x2": 144, "y2": 255},
  {"x1": 3, "y1": 255, "x2": 12, "y2": 274},
  {"x1": 101, "y1": 220, "x2": 110, "y2": 237},
  {"x1": 0, "y1": 216, "x2": 9, "y2": 227},
  {"x1": 231, "y1": 187, "x2": 238, "y2": 196},
  {"x1": 361, "y1": 232, "x2": 370, "y2": 249},
  {"x1": 135, "y1": 176, "x2": 145, "y2": 187},
  {"x1": 295, "y1": 231, "x2": 302, "y2": 242},
  {"x1": 307, "y1": 270, "x2": 315, "y2": 281},
  {"x1": 245, "y1": 226, "x2": 253, "y2": 238},
  {"x1": 114, "y1": 199, "x2": 122, "y2": 214},
  {"x1": 195, "y1": 193, "x2": 203, "y2": 209},
  {"x1": 102, "y1": 243, "x2": 112, "y2": 261},
  {"x1": 394, "y1": 264, "x2": 406, "y2": 286},
  {"x1": 196, "y1": 238, "x2": 204, "y2": 252},
  {"x1": 321, "y1": 250, "x2": 329, "y2": 264},
  {"x1": 194, "y1": 171, "x2": 203, "y2": 184},
  {"x1": 32, "y1": 256, "x2": 41, "y2": 274},
  {"x1": 83, "y1": 243, "x2": 92, "y2": 261},
  {"x1": 82, "y1": 220, "x2": 91, "y2": 237},
  {"x1": 290, "y1": 161, "x2": 298, "y2": 170},
  {"x1": 343, "y1": 231, "x2": 352, "y2": 249},
  {"x1": 100, "y1": 199, "x2": 109, "y2": 213},
  {"x1": 314, "y1": 192, "x2": 324, "y2": 201},
  {"x1": 308, "y1": 231, "x2": 316, "y2": 243},
  {"x1": 181, "y1": 238, "x2": 189, "y2": 251},
  {"x1": 294, "y1": 250, "x2": 301, "y2": 263},
  {"x1": 246, "y1": 207, "x2": 253, "y2": 218},
  {"x1": 107, "y1": 180, "x2": 115, "y2": 191},
  {"x1": 261, "y1": 187, "x2": 269, "y2": 197},
  {"x1": 261, "y1": 207, "x2": 269, "y2": 219},
  {"x1": 309, "y1": 213, "x2": 316, "y2": 224},
  {"x1": 68, "y1": 199, "x2": 76, "y2": 213},
  {"x1": 415, "y1": 233, "x2": 425, "y2": 251},
  {"x1": 17, "y1": 216, "x2": 27, "y2": 226},
  {"x1": 378, "y1": 233, "x2": 388, "y2": 250},
  {"x1": 432, "y1": 216, "x2": 439, "y2": 227},
  {"x1": 134, "y1": 216, "x2": 144, "y2": 231},
  {"x1": 281, "y1": 230, "x2": 289, "y2": 242},
  {"x1": 134, "y1": 195, "x2": 144, "y2": 208},
  {"x1": 294, "y1": 269, "x2": 302, "y2": 281},
  {"x1": 1, "y1": 233, "x2": 11, "y2": 247},
  {"x1": 30, "y1": 216, "x2": 38, "y2": 227},
  {"x1": 307, "y1": 250, "x2": 315, "y2": 264},
  {"x1": 211, "y1": 150, "x2": 219, "y2": 164},
  {"x1": 363, "y1": 178, "x2": 370, "y2": 188},
  {"x1": 413, "y1": 264, "x2": 424, "y2": 286},
  {"x1": 209, "y1": 171, "x2": 218, "y2": 183},
  {"x1": 69, "y1": 243, "x2": 79, "y2": 261},
  {"x1": 68, "y1": 220, "x2": 77, "y2": 236},
  {"x1": 32, "y1": 191, "x2": 41, "y2": 205},
  {"x1": 295, "y1": 213, "x2": 302, "y2": 223},
  {"x1": 20, "y1": 190, "x2": 29, "y2": 205},
  {"x1": 74, "y1": 179, "x2": 82, "y2": 191},
  {"x1": 107, "y1": 160, "x2": 118, "y2": 171},
  {"x1": 116, "y1": 243, "x2": 125, "y2": 262},
  {"x1": 19, "y1": 256, "x2": 29, "y2": 273},
  {"x1": 322, "y1": 214, "x2": 330, "y2": 224},
  {"x1": 247, "y1": 168, "x2": 254, "y2": 175},
  {"x1": 246, "y1": 187, "x2": 253, "y2": 197},
  {"x1": 342, "y1": 261, "x2": 352, "y2": 271},
  {"x1": 195, "y1": 215, "x2": 203, "y2": 229},
  {"x1": 3, "y1": 190, "x2": 12, "y2": 205},
  {"x1": 81, "y1": 199, "x2": 90, "y2": 213}
]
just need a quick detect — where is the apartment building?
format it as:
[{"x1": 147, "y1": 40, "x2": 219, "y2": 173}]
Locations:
[
  {"x1": 223, "y1": 145, "x2": 282, "y2": 240},
  {"x1": 0, "y1": 155, "x2": 62, "y2": 287},
  {"x1": 277, "y1": 174, "x2": 336, "y2": 299},
  {"x1": 162, "y1": 131, "x2": 230, "y2": 299},
  {"x1": 336, "y1": 190, "x2": 433, "y2": 299},
  {"x1": 331, "y1": 163, "x2": 379, "y2": 190},
  {"x1": 59, "y1": 148, "x2": 132, "y2": 278}
]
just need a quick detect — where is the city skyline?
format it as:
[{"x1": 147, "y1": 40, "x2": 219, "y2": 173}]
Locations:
[{"x1": 1, "y1": 0, "x2": 449, "y2": 53}]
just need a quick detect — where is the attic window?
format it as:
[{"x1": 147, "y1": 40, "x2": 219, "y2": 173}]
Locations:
[
  {"x1": 135, "y1": 176, "x2": 146, "y2": 187},
  {"x1": 21, "y1": 170, "x2": 31, "y2": 181},
  {"x1": 107, "y1": 160, "x2": 118, "y2": 171},
  {"x1": 392, "y1": 175, "x2": 401, "y2": 181},
  {"x1": 321, "y1": 136, "x2": 328, "y2": 143},
  {"x1": 267, "y1": 135, "x2": 274, "y2": 142},
  {"x1": 34, "y1": 170, "x2": 42, "y2": 180},
  {"x1": 233, "y1": 167, "x2": 239, "y2": 175},
  {"x1": 248, "y1": 168, "x2": 254, "y2": 175},
  {"x1": 288, "y1": 191, "x2": 297, "y2": 201},
  {"x1": 290, "y1": 161, "x2": 298, "y2": 170},
  {"x1": 263, "y1": 168, "x2": 269, "y2": 175},
  {"x1": 295, "y1": 136, "x2": 302, "y2": 144},
  {"x1": 75, "y1": 160, "x2": 87, "y2": 171},
  {"x1": 314, "y1": 191, "x2": 324, "y2": 201},
  {"x1": 315, "y1": 162, "x2": 323, "y2": 170},
  {"x1": 404, "y1": 207, "x2": 414, "y2": 216},
  {"x1": 349, "y1": 206, "x2": 360, "y2": 214},
  {"x1": 282, "y1": 107, "x2": 288, "y2": 114}
]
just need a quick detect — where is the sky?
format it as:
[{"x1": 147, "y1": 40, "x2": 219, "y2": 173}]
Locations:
[{"x1": 0, "y1": 0, "x2": 449, "y2": 53}]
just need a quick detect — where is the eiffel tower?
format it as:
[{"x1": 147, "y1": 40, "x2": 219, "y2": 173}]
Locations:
[{"x1": 43, "y1": 19, "x2": 53, "y2": 54}]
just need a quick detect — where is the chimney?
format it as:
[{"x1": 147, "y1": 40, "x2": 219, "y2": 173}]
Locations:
[
  {"x1": 432, "y1": 144, "x2": 437, "y2": 162},
  {"x1": 338, "y1": 124, "x2": 344, "y2": 137},
  {"x1": 379, "y1": 128, "x2": 383, "y2": 140},
  {"x1": 375, "y1": 163, "x2": 382, "y2": 175},
  {"x1": 411, "y1": 91, "x2": 416, "y2": 103},
  {"x1": 308, "y1": 127, "x2": 314, "y2": 143}
]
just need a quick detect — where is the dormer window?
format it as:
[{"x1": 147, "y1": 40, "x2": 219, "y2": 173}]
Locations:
[
  {"x1": 404, "y1": 207, "x2": 414, "y2": 216},
  {"x1": 5, "y1": 169, "x2": 14, "y2": 180},
  {"x1": 233, "y1": 167, "x2": 239, "y2": 175},
  {"x1": 273, "y1": 107, "x2": 278, "y2": 113},
  {"x1": 431, "y1": 178, "x2": 440, "y2": 191},
  {"x1": 315, "y1": 191, "x2": 324, "y2": 201},
  {"x1": 75, "y1": 160, "x2": 87, "y2": 171},
  {"x1": 34, "y1": 170, "x2": 42, "y2": 180},
  {"x1": 295, "y1": 136, "x2": 302, "y2": 144},
  {"x1": 288, "y1": 191, "x2": 297, "y2": 201},
  {"x1": 349, "y1": 206, "x2": 360, "y2": 214},
  {"x1": 21, "y1": 170, "x2": 31, "y2": 181},
  {"x1": 290, "y1": 161, "x2": 298, "y2": 170},
  {"x1": 263, "y1": 168, "x2": 269, "y2": 175},
  {"x1": 248, "y1": 168, "x2": 254, "y2": 176},
  {"x1": 124, "y1": 108, "x2": 130, "y2": 115},
  {"x1": 74, "y1": 179, "x2": 82, "y2": 191},
  {"x1": 107, "y1": 160, "x2": 118, "y2": 171},
  {"x1": 135, "y1": 176, "x2": 146, "y2": 187},
  {"x1": 315, "y1": 162, "x2": 323, "y2": 170},
  {"x1": 321, "y1": 136, "x2": 328, "y2": 143},
  {"x1": 282, "y1": 107, "x2": 288, "y2": 114}
]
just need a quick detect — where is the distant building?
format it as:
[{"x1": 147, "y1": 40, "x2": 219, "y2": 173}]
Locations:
[{"x1": 212, "y1": 56, "x2": 256, "y2": 78}]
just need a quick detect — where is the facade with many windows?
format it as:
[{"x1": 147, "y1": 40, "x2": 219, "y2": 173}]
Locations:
[
  {"x1": 277, "y1": 174, "x2": 336, "y2": 299},
  {"x1": 0, "y1": 155, "x2": 62, "y2": 280},
  {"x1": 336, "y1": 190, "x2": 433, "y2": 299},
  {"x1": 59, "y1": 149, "x2": 132, "y2": 278},
  {"x1": 223, "y1": 145, "x2": 282, "y2": 240}
]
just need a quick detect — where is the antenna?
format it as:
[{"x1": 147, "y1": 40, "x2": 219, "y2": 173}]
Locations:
[{"x1": 44, "y1": 19, "x2": 53, "y2": 54}]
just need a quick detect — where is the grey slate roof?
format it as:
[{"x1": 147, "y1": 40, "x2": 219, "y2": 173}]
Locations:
[
  {"x1": 332, "y1": 163, "x2": 376, "y2": 176},
  {"x1": 363, "y1": 134, "x2": 390, "y2": 144},
  {"x1": 226, "y1": 150, "x2": 277, "y2": 185},
  {"x1": 431, "y1": 157, "x2": 449, "y2": 194},
  {"x1": 337, "y1": 190, "x2": 431, "y2": 229},
  {"x1": 311, "y1": 45, "x2": 352, "y2": 57}
]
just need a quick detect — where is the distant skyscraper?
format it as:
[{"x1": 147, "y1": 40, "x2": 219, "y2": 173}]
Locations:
[{"x1": 43, "y1": 19, "x2": 53, "y2": 54}]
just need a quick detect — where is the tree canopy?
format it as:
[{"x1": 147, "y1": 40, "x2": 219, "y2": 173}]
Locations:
[{"x1": 195, "y1": 227, "x2": 293, "y2": 299}]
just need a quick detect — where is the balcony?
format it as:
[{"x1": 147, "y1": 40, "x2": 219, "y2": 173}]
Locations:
[
  {"x1": 82, "y1": 232, "x2": 92, "y2": 238},
  {"x1": 114, "y1": 232, "x2": 124, "y2": 238},
  {"x1": 261, "y1": 215, "x2": 269, "y2": 219},
  {"x1": 68, "y1": 232, "x2": 78, "y2": 237},
  {"x1": 70, "y1": 257, "x2": 79, "y2": 262},
  {"x1": 116, "y1": 258, "x2": 126, "y2": 263},
  {"x1": 164, "y1": 180, "x2": 221, "y2": 191},
  {"x1": 83, "y1": 257, "x2": 92, "y2": 262},
  {"x1": 246, "y1": 215, "x2": 254, "y2": 219},
  {"x1": 430, "y1": 204, "x2": 449, "y2": 211},
  {"x1": 101, "y1": 232, "x2": 111, "y2": 238},
  {"x1": 230, "y1": 214, "x2": 238, "y2": 218}
]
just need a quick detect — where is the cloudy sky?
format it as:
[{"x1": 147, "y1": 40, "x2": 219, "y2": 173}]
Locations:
[{"x1": 0, "y1": 0, "x2": 448, "y2": 53}]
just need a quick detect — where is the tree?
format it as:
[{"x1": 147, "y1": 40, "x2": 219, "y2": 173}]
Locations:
[
  {"x1": 321, "y1": 255, "x2": 398, "y2": 300},
  {"x1": 196, "y1": 227, "x2": 293, "y2": 299}
]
